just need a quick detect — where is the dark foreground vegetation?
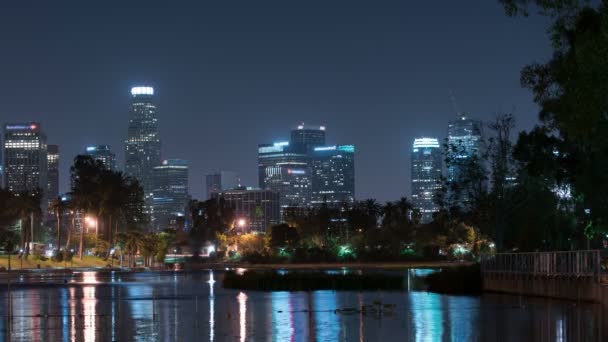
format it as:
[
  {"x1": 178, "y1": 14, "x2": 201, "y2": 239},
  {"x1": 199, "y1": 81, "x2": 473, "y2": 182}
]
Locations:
[
  {"x1": 425, "y1": 264, "x2": 482, "y2": 295},
  {"x1": 222, "y1": 270, "x2": 404, "y2": 291}
]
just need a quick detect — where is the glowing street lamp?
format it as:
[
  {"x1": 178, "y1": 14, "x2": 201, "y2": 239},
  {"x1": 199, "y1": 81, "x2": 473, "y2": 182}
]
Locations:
[
  {"x1": 85, "y1": 216, "x2": 98, "y2": 238},
  {"x1": 237, "y1": 218, "x2": 246, "y2": 228}
]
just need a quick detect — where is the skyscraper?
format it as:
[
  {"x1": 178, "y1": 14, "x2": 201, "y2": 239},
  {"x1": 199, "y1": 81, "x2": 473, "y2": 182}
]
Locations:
[
  {"x1": 212, "y1": 187, "x2": 280, "y2": 232},
  {"x1": 152, "y1": 159, "x2": 189, "y2": 231},
  {"x1": 84, "y1": 144, "x2": 116, "y2": 170},
  {"x1": 3, "y1": 123, "x2": 48, "y2": 196},
  {"x1": 446, "y1": 114, "x2": 484, "y2": 206},
  {"x1": 125, "y1": 86, "x2": 161, "y2": 211},
  {"x1": 290, "y1": 124, "x2": 326, "y2": 152},
  {"x1": 205, "y1": 171, "x2": 239, "y2": 199},
  {"x1": 310, "y1": 144, "x2": 355, "y2": 207},
  {"x1": 258, "y1": 141, "x2": 312, "y2": 213},
  {"x1": 411, "y1": 137, "x2": 442, "y2": 223},
  {"x1": 47, "y1": 144, "x2": 59, "y2": 203}
]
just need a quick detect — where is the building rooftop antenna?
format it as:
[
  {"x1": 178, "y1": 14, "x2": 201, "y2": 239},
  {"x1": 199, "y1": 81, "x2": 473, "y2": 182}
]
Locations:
[{"x1": 449, "y1": 90, "x2": 466, "y2": 120}]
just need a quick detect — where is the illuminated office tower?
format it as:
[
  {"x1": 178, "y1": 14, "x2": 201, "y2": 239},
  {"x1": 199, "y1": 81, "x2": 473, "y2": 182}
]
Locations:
[
  {"x1": 124, "y1": 86, "x2": 161, "y2": 211},
  {"x1": 84, "y1": 144, "x2": 116, "y2": 170},
  {"x1": 205, "y1": 171, "x2": 239, "y2": 199},
  {"x1": 290, "y1": 123, "x2": 326, "y2": 152},
  {"x1": 258, "y1": 141, "x2": 311, "y2": 213},
  {"x1": 411, "y1": 138, "x2": 442, "y2": 223},
  {"x1": 152, "y1": 159, "x2": 189, "y2": 231},
  {"x1": 3, "y1": 123, "x2": 48, "y2": 195},
  {"x1": 447, "y1": 114, "x2": 484, "y2": 206},
  {"x1": 47, "y1": 144, "x2": 59, "y2": 203},
  {"x1": 310, "y1": 144, "x2": 355, "y2": 207},
  {"x1": 212, "y1": 187, "x2": 280, "y2": 232}
]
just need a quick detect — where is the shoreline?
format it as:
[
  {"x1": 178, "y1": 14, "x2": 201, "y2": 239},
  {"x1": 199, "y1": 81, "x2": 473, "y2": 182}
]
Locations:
[{"x1": 0, "y1": 260, "x2": 473, "y2": 275}]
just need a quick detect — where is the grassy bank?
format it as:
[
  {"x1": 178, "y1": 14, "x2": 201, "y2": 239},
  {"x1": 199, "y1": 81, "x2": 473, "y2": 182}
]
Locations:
[
  {"x1": 223, "y1": 270, "x2": 404, "y2": 291},
  {"x1": 424, "y1": 264, "x2": 481, "y2": 295},
  {"x1": 0, "y1": 255, "x2": 109, "y2": 270}
]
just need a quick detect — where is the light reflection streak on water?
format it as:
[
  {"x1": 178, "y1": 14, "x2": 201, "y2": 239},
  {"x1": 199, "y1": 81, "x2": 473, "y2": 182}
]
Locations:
[
  {"x1": 272, "y1": 292, "x2": 294, "y2": 341},
  {"x1": 82, "y1": 271, "x2": 98, "y2": 284},
  {"x1": 60, "y1": 288, "x2": 68, "y2": 342},
  {"x1": 69, "y1": 287, "x2": 76, "y2": 341},
  {"x1": 314, "y1": 291, "x2": 339, "y2": 341},
  {"x1": 209, "y1": 270, "x2": 215, "y2": 342},
  {"x1": 238, "y1": 292, "x2": 248, "y2": 342},
  {"x1": 83, "y1": 286, "x2": 96, "y2": 342},
  {"x1": 411, "y1": 292, "x2": 442, "y2": 341},
  {"x1": 358, "y1": 293, "x2": 363, "y2": 342}
]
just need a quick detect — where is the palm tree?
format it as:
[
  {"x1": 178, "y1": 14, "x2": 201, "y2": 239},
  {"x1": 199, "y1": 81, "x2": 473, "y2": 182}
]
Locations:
[
  {"x1": 14, "y1": 190, "x2": 42, "y2": 258},
  {"x1": 49, "y1": 196, "x2": 68, "y2": 252}
]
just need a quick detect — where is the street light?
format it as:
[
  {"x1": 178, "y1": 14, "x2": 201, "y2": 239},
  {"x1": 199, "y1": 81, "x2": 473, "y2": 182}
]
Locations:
[
  {"x1": 85, "y1": 216, "x2": 99, "y2": 240},
  {"x1": 237, "y1": 218, "x2": 247, "y2": 229},
  {"x1": 70, "y1": 249, "x2": 74, "y2": 268},
  {"x1": 19, "y1": 249, "x2": 23, "y2": 270}
]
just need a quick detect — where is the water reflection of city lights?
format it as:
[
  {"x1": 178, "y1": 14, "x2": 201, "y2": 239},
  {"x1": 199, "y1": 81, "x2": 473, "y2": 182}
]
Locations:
[
  {"x1": 82, "y1": 271, "x2": 99, "y2": 284},
  {"x1": 83, "y1": 286, "x2": 97, "y2": 342},
  {"x1": 238, "y1": 292, "x2": 248, "y2": 342},
  {"x1": 209, "y1": 270, "x2": 215, "y2": 342}
]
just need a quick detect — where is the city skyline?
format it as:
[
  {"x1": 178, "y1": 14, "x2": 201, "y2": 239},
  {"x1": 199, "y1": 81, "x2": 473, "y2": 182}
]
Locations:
[{"x1": 0, "y1": 1, "x2": 551, "y2": 202}]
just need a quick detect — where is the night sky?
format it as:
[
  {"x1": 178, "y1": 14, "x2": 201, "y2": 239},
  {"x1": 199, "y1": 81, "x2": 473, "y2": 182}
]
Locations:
[{"x1": 0, "y1": 1, "x2": 551, "y2": 202}]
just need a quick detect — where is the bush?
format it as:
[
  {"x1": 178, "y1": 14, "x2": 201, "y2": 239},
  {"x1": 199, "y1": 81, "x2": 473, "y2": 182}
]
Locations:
[{"x1": 51, "y1": 250, "x2": 64, "y2": 262}]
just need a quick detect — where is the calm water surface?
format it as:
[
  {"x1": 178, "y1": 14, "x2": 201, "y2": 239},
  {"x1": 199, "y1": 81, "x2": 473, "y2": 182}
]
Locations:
[{"x1": 0, "y1": 270, "x2": 605, "y2": 341}]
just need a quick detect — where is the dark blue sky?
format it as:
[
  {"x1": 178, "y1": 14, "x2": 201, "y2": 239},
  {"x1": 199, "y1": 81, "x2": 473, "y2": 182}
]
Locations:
[{"x1": 0, "y1": 0, "x2": 551, "y2": 201}]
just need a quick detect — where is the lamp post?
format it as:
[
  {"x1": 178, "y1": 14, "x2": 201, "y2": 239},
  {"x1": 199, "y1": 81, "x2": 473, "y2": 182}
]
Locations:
[
  {"x1": 70, "y1": 249, "x2": 74, "y2": 268},
  {"x1": 19, "y1": 249, "x2": 23, "y2": 270}
]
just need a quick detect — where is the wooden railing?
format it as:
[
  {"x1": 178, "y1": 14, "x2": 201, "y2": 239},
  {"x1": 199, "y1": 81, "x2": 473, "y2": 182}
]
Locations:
[{"x1": 481, "y1": 250, "x2": 602, "y2": 282}]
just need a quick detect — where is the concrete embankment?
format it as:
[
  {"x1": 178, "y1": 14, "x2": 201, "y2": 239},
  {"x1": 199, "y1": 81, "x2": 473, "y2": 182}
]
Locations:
[{"x1": 483, "y1": 273, "x2": 608, "y2": 304}]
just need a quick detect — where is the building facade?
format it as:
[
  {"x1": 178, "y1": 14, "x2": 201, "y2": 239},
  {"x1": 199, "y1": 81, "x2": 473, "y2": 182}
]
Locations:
[
  {"x1": 85, "y1": 144, "x2": 116, "y2": 170},
  {"x1": 152, "y1": 159, "x2": 189, "y2": 231},
  {"x1": 125, "y1": 86, "x2": 161, "y2": 210},
  {"x1": 310, "y1": 144, "x2": 355, "y2": 207},
  {"x1": 446, "y1": 114, "x2": 484, "y2": 207},
  {"x1": 212, "y1": 187, "x2": 280, "y2": 232},
  {"x1": 205, "y1": 171, "x2": 239, "y2": 199},
  {"x1": 411, "y1": 137, "x2": 442, "y2": 223},
  {"x1": 258, "y1": 141, "x2": 312, "y2": 213},
  {"x1": 3, "y1": 123, "x2": 48, "y2": 196},
  {"x1": 290, "y1": 124, "x2": 326, "y2": 152},
  {"x1": 47, "y1": 144, "x2": 59, "y2": 205}
]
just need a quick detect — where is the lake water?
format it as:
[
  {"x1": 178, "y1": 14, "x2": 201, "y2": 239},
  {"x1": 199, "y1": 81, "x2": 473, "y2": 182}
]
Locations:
[{"x1": 0, "y1": 270, "x2": 605, "y2": 341}]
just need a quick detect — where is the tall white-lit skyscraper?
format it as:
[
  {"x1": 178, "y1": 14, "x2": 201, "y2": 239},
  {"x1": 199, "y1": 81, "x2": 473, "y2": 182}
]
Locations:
[
  {"x1": 85, "y1": 144, "x2": 116, "y2": 170},
  {"x1": 411, "y1": 137, "x2": 442, "y2": 223},
  {"x1": 3, "y1": 123, "x2": 48, "y2": 195},
  {"x1": 152, "y1": 159, "x2": 189, "y2": 231},
  {"x1": 125, "y1": 86, "x2": 161, "y2": 212}
]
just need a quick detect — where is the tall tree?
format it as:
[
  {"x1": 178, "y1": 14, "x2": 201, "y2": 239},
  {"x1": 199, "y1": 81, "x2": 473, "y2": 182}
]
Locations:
[{"x1": 501, "y1": 0, "x2": 608, "y2": 244}]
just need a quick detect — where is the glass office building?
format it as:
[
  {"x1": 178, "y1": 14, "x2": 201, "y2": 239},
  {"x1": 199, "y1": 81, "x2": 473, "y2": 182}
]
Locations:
[
  {"x1": 212, "y1": 187, "x2": 280, "y2": 232},
  {"x1": 125, "y1": 86, "x2": 161, "y2": 211},
  {"x1": 447, "y1": 114, "x2": 484, "y2": 206},
  {"x1": 411, "y1": 138, "x2": 442, "y2": 223},
  {"x1": 310, "y1": 144, "x2": 355, "y2": 207},
  {"x1": 85, "y1": 144, "x2": 116, "y2": 170},
  {"x1": 3, "y1": 123, "x2": 48, "y2": 195},
  {"x1": 152, "y1": 159, "x2": 189, "y2": 231}
]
